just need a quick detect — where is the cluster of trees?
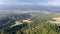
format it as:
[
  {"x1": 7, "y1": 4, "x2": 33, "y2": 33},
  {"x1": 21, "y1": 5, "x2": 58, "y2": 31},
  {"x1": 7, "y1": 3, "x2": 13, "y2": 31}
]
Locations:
[
  {"x1": 0, "y1": 17, "x2": 60, "y2": 34},
  {"x1": 0, "y1": 13, "x2": 31, "y2": 29}
]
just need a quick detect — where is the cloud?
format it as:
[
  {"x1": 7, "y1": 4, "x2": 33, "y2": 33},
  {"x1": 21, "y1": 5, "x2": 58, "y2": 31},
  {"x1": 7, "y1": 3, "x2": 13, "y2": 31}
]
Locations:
[
  {"x1": 0, "y1": 0, "x2": 60, "y2": 6},
  {"x1": 47, "y1": 0, "x2": 60, "y2": 6},
  {"x1": 36, "y1": 0, "x2": 60, "y2": 6},
  {"x1": 14, "y1": 0, "x2": 60, "y2": 6},
  {"x1": 0, "y1": 0, "x2": 16, "y2": 5}
]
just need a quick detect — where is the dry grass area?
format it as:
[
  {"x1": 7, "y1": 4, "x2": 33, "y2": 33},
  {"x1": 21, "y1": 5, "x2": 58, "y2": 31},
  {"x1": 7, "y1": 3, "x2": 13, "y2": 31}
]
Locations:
[
  {"x1": 48, "y1": 17, "x2": 60, "y2": 25},
  {"x1": 52, "y1": 17, "x2": 60, "y2": 21},
  {"x1": 23, "y1": 19, "x2": 31, "y2": 23},
  {"x1": 11, "y1": 21, "x2": 23, "y2": 27}
]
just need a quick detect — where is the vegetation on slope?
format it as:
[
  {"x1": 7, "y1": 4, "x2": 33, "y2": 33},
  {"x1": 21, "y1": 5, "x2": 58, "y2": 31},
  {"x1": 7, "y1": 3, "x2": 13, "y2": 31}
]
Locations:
[
  {"x1": 0, "y1": 12, "x2": 60, "y2": 34},
  {"x1": 0, "y1": 16, "x2": 60, "y2": 34}
]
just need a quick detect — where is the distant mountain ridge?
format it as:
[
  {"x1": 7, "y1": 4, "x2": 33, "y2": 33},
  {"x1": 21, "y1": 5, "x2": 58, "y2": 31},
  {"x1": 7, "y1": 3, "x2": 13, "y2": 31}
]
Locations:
[{"x1": 0, "y1": 5, "x2": 60, "y2": 12}]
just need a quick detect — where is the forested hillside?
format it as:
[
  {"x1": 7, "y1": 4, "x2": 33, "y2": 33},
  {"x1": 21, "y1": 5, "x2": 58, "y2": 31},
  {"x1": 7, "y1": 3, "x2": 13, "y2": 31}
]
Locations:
[{"x1": 0, "y1": 13, "x2": 60, "y2": 34}]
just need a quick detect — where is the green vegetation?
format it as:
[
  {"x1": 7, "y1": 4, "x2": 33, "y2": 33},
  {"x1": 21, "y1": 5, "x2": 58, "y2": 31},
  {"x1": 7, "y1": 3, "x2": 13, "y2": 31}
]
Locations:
[{"x1": 0, "y1": 16, "x2": 60, "y2": 34}]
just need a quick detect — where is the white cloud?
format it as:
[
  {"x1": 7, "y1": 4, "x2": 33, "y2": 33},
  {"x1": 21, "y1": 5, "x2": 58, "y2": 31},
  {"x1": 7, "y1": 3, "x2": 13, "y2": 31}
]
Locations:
[
  {"x1": 0, "y1": 0, "x2": 16, "y2": 5},
  {"x1": 47, "y1": 0, "x2": 60, "y2": 6},
  {"x1": 14, "y1": 0, "x2": 60, "y2": 6},
  {"x1": 0, "y1": 0, "x2": 60, "y2": 6},
  {"x1": 36, "y1": 0, "x2": 60, "y2": 6},
  {"x1": 15, "y1": 3, "x2": 35, "y2": 5}
]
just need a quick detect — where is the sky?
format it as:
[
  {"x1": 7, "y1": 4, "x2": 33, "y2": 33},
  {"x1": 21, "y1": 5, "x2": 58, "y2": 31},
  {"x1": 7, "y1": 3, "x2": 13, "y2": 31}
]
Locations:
[{"x1": 0, "y1": 0, "x2": 60, "y2": 6}]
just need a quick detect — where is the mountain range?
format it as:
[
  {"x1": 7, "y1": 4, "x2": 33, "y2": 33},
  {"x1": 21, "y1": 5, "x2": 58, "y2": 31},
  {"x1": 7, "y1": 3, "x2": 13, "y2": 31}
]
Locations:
[{"x1": 0, "y1": 5, "x2": 60, "y2": 12}]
